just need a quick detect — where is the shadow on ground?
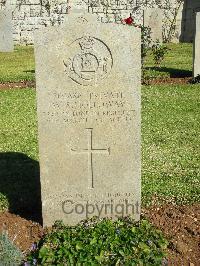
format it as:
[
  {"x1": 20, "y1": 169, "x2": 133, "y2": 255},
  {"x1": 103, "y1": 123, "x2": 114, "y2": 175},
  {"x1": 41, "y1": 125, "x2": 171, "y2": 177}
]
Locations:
[
  {"x1": 24, "y1": 70, "x2": 35, "y2": 74},
  {"x1": 0, "y1": 152, "x2": 42, "y2": 224},
  {"x1": 146, "y1": 67, "x2": 192, "y2": 78}
]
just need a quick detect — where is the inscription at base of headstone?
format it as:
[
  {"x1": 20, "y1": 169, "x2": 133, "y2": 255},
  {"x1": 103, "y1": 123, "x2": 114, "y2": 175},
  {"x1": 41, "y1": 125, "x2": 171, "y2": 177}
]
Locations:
[
  {"x1": 193, "y1": 12, "x2": 200, "y2": 77},
  {"x1": 35, "y1": 14, "x2": 141, "y2": 226},
  {"x1": 143, "y1": 8, "x2": 163, "y2": 44},
  {"x1": 0, "y1": 9, "x2": 14, "y2": 52}
]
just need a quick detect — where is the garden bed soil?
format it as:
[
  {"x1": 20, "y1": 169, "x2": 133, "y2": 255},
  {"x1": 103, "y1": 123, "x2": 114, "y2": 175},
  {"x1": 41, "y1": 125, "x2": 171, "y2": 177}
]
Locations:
[
  {"x1": 0, "y1": 77, "x2": 193, "y2": 90},
  {"x1": 0, "y1": 212, "x2": 43, "y2": 254},
  {"x1": 0, "y1": 204, "x2": 199, "y2": 264},
  {"x1": 142, "y1": 77, "x2": 192, "y2": 85},
  {"x1": 0, "y1": 81, "x2": 35, "y2": 89},
  {"x1": 144, "y1": 204, "x2": 200, "y2": 265}
]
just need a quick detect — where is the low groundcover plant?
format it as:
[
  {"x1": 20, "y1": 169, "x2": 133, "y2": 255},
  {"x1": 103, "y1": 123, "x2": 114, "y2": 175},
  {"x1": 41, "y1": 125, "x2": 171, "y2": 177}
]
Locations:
[
  {"x1": 0, "y1": 232, "x2": 23, "y2": 265},
  {"x1": 0, "y1": 193, "x2": 9, "y2": 212},
  {"x1": 26, "y1": 217, "x2": 168, "y2": 265}
]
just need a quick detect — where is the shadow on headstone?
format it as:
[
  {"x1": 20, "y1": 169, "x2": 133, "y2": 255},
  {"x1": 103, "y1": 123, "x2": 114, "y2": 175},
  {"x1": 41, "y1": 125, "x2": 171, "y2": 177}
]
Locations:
[{"x1": 0, "y1": 152, "x2": 42, "y2": 224}]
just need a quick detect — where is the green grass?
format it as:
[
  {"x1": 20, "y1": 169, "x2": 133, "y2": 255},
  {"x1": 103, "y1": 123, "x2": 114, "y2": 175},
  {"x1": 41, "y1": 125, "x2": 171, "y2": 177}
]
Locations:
[
  {"x1": 0, "y1": 89, "x2": 40, "y2": 216},
  {"x1": 0, "y1": 88, "x2": 38, "y2": 159},
  {"x1": 144, "y1": 43, "x2": 193, "y2": 79},
  {"x1": 142, "y1": 85, "x2": 200, "y2": 205},
  {"x1": 0, "y1": 43, "x2": 193, "y2": 83},
  {"x1": 0, "y1": 46, "x2": 35, "y2": 82},
  {"x1": 0, "y1": 85, "x2": 199, "y2": 214}
]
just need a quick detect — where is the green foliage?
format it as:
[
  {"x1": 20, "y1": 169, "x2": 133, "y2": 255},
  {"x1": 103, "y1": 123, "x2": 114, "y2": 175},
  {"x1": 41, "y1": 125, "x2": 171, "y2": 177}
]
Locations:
[
  {"x1": 191, "y1": 74, "x2": 200, "y2": 84},
  {"x1": 27, "y1": 217, "x2": 168, "y2": 265},
  {"x1": 122, "y1": 18, "x2": 152, "y2": 67},
  {"x1": 0, "y1": 193, "x2": 9, "y2": 212},
  {"x1": 163, "y1": 0, "x2": 184, "y2": 43},
  {"x1": 0, "y1": 232, "x2": 23, "y2": 265},
  {"x1": 141, "y1": 26, "x2": 152, "y2": 65},
  {"x1": 144, "y1": 43, "x2": 192, "y2": 79},
  {"x1": 152, "y1": 41, "x2": 170, "y2": 68}
]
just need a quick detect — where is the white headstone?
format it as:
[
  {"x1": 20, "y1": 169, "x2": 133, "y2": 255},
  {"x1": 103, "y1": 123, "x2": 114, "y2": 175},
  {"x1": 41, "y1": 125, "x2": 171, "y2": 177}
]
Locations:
[
  {"x1": 143, "y1": 8, "x2": 163, "y2": 43},
  {"x1": 35, "y1": 14, "x2": 141, "y2": 227},
  {"x1": 0, "y1": 9, "x2": 14, "y2": 52},
  {"x1": 193, "y1": 12, "x2": 200, "y2": 77}
]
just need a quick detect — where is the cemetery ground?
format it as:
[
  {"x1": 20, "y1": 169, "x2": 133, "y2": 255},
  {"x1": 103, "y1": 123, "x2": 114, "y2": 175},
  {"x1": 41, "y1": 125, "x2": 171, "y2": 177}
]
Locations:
[
  {"x1": 0, "y1": 44, "x2": 199, "y2": 265},
  {"x1": 0, "y1": 43, "x2": 192, "y2": 87}
]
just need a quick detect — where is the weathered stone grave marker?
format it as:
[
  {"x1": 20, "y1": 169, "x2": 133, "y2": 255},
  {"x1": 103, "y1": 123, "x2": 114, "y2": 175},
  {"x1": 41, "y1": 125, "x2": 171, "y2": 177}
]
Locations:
[
  {"x1": 69, "y1": 0, "x2": 88, "y2": 14},
  {"x1": 71, "y1": 128, "x2": 111, "y2": 189},
  {"x1": 143, "y1": 8, "x2": 163, "y2": 43},
  {"x1": 193, "y1": 12, "x2": 200, "y2": 77},
  {"x1": 0, "y1": 9, "x2": 14, "y2": 52},
  {"x1": 35, "y1": 14, "x2": 141, "y2": 226}
]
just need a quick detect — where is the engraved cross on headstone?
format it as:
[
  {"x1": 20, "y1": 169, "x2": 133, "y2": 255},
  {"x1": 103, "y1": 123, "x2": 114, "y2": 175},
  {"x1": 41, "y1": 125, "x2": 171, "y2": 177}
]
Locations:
[{"x1": 71, "y1": 128, "x2": 110, "y2": 189}]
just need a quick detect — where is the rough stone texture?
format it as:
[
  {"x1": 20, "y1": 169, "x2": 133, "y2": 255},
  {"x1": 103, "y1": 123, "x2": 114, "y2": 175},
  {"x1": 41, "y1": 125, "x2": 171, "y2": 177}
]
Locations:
[
  {"x1": 0, "y1": 8, "x2": 14, "y2": 51},
  {"x1": 143, "y1": 8, "x2": 163, "y2": 43},
  {"x1": 193, "y1": 12, "x2": 200, "y2": 77},
  {"x1": 0, "y1": 0, "x2": 69, "y2": 44},
  {"x1": 35, "y1": 14, "x2": 141, "y2": 226},
  {"x1": 0, "y1": 0, "x2": 195, "y2": 44}
]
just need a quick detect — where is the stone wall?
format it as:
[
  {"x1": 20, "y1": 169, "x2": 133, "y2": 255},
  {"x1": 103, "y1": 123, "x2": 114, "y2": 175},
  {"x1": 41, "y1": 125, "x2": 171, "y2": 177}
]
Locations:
[
  {"x1": 0, "y1": 0, "x2": 198, "y2": 44},
  {"x1": 0, "y1": 0, "x2": 69, "y2": 44}
]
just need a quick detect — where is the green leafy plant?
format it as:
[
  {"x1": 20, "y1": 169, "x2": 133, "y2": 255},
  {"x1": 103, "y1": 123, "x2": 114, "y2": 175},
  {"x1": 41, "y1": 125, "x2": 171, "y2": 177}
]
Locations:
[
  {"x1": 122, "y1": 15, "x2": 152, "y2": 67},
  {"x1": 141, "y1": 26, "x2": 152, "y2": 66},
  {"x1": 163, "y1": 0, "x2": 184, "y2": 42},
  {"x1": 26, "y1": 217, "x2": 168, "y2": 265},
  {"x1": 140, "y1": 26, "x2": 153, "y2": 81},
  {"x1": 152, "y1": 40, "x2": 170, "y2": 68},
  {"x1": 0, "y1": 232, "x2": 23, "y2": 265},
  {"x1": 0, "y1": 193, "x2": 9, "y2": 212},
  {"x1": 191, "y1": 74, "x2": 200, "y2": 84}
]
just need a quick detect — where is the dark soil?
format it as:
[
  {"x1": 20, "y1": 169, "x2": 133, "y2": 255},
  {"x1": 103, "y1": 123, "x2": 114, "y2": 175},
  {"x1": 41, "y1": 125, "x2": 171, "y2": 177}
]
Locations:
[
  {"x1": 142, "y1": 77, "x2": 192, "y2": 85},
  {"x1": 0, "y1": 204, "x2": 199, "y2": 264},
  {"x1": 0, "y1": 81, "x2": 35, "y2": 89},
  {"x1": 0, "y1": 77, "x2": 193, "y2": 90},
  {"x1": 0, "y1": 212, "x2": 43, "y2": 254},
  {"x1": 144, "y1": 204, "x2": 200, "y2": 265}
]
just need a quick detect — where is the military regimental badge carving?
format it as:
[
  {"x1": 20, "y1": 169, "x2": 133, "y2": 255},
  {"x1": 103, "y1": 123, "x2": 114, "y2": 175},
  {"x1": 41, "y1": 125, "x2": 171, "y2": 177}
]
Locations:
[{"x1": 63, "y1": 36, "x2": 113, "y2": 86}]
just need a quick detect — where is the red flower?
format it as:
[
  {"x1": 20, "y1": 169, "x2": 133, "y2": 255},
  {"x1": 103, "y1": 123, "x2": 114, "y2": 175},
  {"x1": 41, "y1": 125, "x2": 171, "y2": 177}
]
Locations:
[{"x1": 124, "y1": 15, "x2": 133, "y2": 25}]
